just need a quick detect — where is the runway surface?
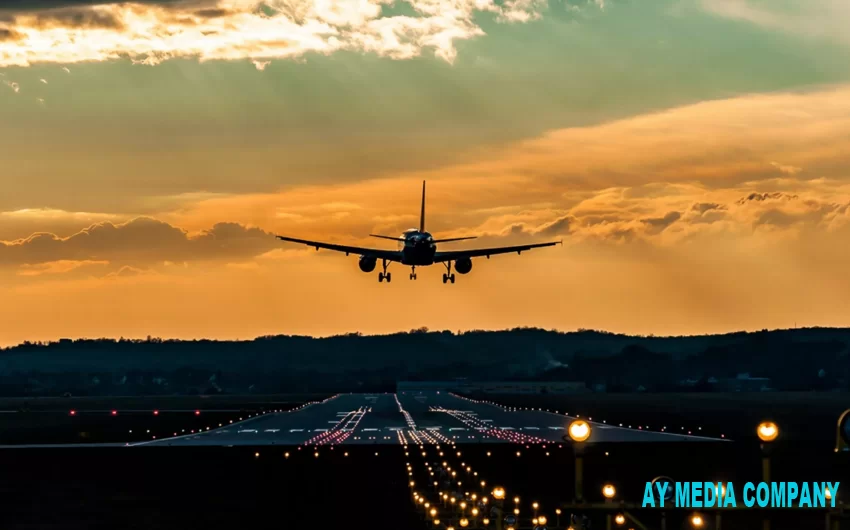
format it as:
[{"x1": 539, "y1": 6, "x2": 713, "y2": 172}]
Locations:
[{"x1": 126, "y1": 392, "x2": 726, "y2": 447}]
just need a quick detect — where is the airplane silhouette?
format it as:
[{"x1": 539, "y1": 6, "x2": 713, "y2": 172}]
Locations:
[{"x1": 276, "y1": 181, "x2": 562, "y2": 283}]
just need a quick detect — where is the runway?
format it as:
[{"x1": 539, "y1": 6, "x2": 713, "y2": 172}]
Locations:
[{"x1": 128, "y1": 392, "x2": 726, "y2": 447}]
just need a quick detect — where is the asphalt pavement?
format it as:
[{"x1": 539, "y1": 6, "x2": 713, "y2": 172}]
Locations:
[{"x1": 126, "y1": 392, "x2": 726, "y2": 447}]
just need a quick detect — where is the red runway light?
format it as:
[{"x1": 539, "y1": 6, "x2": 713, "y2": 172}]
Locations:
[
  {"x1": 111, "y1": 410, "x2": 117, "y2": 416},
  {"x1": 153, "y1": 410, "x2": 159, "y2": 415},
  {"x1": 195, "y1": 410, "x2": 200, "y2": 415},
  {"x1": 69, "y1": 410, "x2": 76, "y2": 416}
]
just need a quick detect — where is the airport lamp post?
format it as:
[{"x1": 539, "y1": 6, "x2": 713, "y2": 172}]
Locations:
[
  {"x1": 491, "y1": 487, "x2": 506, "y2": 530},
  {"x1": 650, "y1": 476, "x2": 674, "y2": 530},
  {"x1": 824, "y1": 486, "x2": 843, "y2": 530},
  {"x1": 603, "y1": 484, "x2": 616, "y2": 530},
  {"x1": 567, "y1": 420, "x2": 592, "y2": 503},
  {"x1": 714, "y1": 484, "x2": 727, "y2": 530},
  {"x1": 757, "y1": 421, "x2": 779, "y2": 530}
]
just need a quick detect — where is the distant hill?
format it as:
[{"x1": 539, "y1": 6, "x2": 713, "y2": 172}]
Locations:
[{"x1": 0, "y1": 327, "x2": 848, "y2": 396}]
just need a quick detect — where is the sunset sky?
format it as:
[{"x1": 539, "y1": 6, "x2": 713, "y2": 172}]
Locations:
[{"x1": 2, "y1": 0, "x2": 850, "y2": 345}]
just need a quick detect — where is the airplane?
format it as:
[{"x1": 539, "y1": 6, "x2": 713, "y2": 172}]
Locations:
[{"x1": 275, "y1": 181, "x2": 562, "y2": 283}]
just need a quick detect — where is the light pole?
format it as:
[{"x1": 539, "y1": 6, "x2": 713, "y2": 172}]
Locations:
[
  {"x1": 757, "y1": 421, "x2": 779, "y2": 530},
  {"x1": 824, "y1": 487, "x2": 843, "y2": 530},
  {"x1": 491, "y1": 487, "x2": 506, "y2": 530},
  {"x1": 651, "y1": 476, "x2": 674, "y2": 530},
  {"x1": 567, "y1": 420, "x2": 592, "y2": 502},
  {"x1": 603, "y1": 484, "x2": 617, "y2": 530},
  {"x1": 712, "y1": 484, "x2": 728, "y2": 530}
]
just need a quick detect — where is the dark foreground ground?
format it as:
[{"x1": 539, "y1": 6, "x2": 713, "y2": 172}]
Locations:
[
  {"x1": 0, "y1": 395, "x2": 316, "y2": 444},
  {"x1": 0, "y1": 392, "x2": 848, "y2": 529},
  {"x1": 0, "y1": 443, "x2": 847, "y2": 530}
]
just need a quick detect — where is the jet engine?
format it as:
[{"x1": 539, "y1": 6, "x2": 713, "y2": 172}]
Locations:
[
  {"x1": 455, "y1": 257, "x2": 472, "y2": 274},
  {"x1": 359, "y1": 256, "x2": 377, "y2": 273}
]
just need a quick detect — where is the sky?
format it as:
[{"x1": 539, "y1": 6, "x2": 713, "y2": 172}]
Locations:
[{"x1": 2, "y1": 0, "x2": 850, "y2": 345}]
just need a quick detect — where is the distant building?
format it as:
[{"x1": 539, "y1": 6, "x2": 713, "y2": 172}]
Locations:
[{"x1": 397, "y1": 380, "x2": 587, "y2": 394}]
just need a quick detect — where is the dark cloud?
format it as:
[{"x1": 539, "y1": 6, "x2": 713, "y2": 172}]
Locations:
[
  {"x1": 605, "y1": 227, "x2": 636, "y2": 242},
  {"x1": 105, "y1": 265, "x2": 152, "y2": 278},
  {"x1": 581, "y1": 215, "x2": 627, "y2": 226},
  {"x1": 737, "y1": 192, "x2": 798, "y2": 205},
  {"x1": 535, "y1": 215, "x2": 575, "y2": 237},
  {"x1": 640, "y1": 211, "x2": 681, "y2": 232},
  {"x1": 194, "y1": 7, "x2": 233, "y2": 18},
  {"x1": 0, "y1": 0, "x2": 202, "y2": 10},
  {"x1": 23, "y1": 6, "x2": 125, "y2": 29},
  {"x1": 0, "y1": 217, "x2": 278, "y2": 267},
  {"x1": 691, "y1": 202, "x2": 725, "y2": 214},
  {"x1": 0, "y1": 27, "x2": 25, "y2": 41},
  {"x1": 0, "y1": 0, "x2": 218, "y2": 23},
  {"x1": 506, "y1": 223, "x2": 525, "y2": 235},
  {"x1": 753, "y1": 209, "x2": 798, "y2": 228},
  {"x1": 753, "y1": 201, "x2": 846, "y2": 229}
]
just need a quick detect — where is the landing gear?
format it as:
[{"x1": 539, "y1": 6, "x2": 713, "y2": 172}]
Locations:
[
  {"x1": 442, "y1": 261, "x2": 456, "y2": 284},
  {"x1": 409, "y1": 266, "x2": 417, "y2": 280},
  {"x1": 378, "y1": 259, "x2": 391, "y2": 283}
]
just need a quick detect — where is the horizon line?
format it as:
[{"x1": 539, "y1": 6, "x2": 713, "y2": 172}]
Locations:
[{"x1": 0, "y1": 324, "x2": 837, "y2": 350}]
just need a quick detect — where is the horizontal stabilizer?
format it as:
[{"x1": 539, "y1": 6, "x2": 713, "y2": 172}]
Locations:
[
  {"x1": 431, "y1": 236, "x2": 478, "y2": 244},
  {"x1": 369, "y1": 234, "x2": 406, "y2": 242}
]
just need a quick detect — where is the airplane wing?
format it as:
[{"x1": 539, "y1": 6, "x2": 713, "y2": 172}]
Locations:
[
  {"x1": 276, "y1": 235, "x2": 404, "y2": 262},
  {"x1": 433, "y1": 241, "x2": 562, "y2": 262}
]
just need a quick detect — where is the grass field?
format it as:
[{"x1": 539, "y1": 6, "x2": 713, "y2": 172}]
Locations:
[
  {"x1": 0, "y1": 394, "x2": 324, "y2": 444},
  {"x1": 0, "y1": 393, "x2": 326, "y2": 411}
]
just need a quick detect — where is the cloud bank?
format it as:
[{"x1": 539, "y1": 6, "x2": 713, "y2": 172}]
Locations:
[
  {"x1": 0, "y1": 0, "x2": 547, "y2": 67},
  {"x1": 0, "y1": 217, "x2": 278, "y2": 268}
]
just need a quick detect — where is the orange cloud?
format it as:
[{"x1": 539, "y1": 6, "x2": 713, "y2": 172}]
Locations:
[
  {"x1": 3, "y1": 84, "x2": 850, "y2": 344},
  {"x1": 140, "y1": 84, "x2": 850, "y2": 248},
  {"x1": 16, "y1": 259, "x2": 109, "y2": 276}
]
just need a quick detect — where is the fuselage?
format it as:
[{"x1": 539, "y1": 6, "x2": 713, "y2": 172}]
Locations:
[{"x1": 399, "y1": 229, "x2": 436, "y2": 266}]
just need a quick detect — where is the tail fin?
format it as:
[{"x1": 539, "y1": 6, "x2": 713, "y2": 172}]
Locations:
[{"x1": 419, "y1": 180, "x2": 426, "y2": 233}]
